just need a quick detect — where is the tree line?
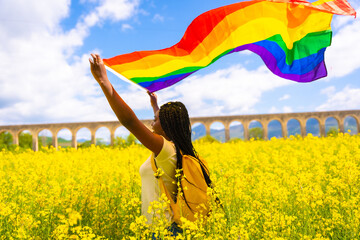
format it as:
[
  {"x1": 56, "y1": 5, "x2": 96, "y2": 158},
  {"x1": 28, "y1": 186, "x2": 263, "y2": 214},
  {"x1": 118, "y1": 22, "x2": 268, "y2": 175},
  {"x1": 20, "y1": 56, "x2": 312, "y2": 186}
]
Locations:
[
  {"x1": 0, "y1": 132, "x2": 139, "y2": 151},
  {"x1": 1, "y1": 127, "x2": 272, "y2": 151}
]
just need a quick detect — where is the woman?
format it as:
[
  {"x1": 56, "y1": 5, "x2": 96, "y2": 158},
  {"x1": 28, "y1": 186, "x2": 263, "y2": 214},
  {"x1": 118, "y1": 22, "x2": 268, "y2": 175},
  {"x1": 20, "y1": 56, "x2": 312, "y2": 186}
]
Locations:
[{"x1": 89, "y1": 53, "x2": 201, "y2": 236}]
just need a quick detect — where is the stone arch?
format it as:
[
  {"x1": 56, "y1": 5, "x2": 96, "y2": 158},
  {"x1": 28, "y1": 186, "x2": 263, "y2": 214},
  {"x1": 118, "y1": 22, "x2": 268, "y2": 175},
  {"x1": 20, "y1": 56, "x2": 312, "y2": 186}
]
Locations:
[
  {"x1": 0, "y1": 129, "x2": 13, "y2": 136},
  {"x1": 325, "y1": 117, "x2": 340, "y2": 136},
  {"x1": 191, "y1": 122, "x2": 206, "y2": 141},
  {"x1": 56, "y1": 128, "x2": 73, "y2": 148},
  {"x1": 18, "y1": 129, "x2": 33, "y2": 149},
  {"x1": 209, "y1": 120, "x2": 226, "y2": 127},
  {"x1": 268, "y1": 119, "x2": 283, "y2": 139},
  {"x1": 249, "y1": 120, "x2": 264, "y2": 140},
  {"x1": 115, "y1": 126, "x2": 130, "y2": 138},
  {"x1": 210, "y1": 121, "x2": 225, "y2": 142},
  {"x1": 306, "y1": 117, "x2": 320, "y2": 137},
  {"x1": 76, "y1": 127, "x2": 92, "y2": 148},
  {"x1": 18, "y1": 128, "x2": 33, "y2": 135},
  {"x1": 108, "y1": 124, "x2": 121, "y2": 146},
  {"x1": 229, "y1": 121, "x2": 244, "y2": 140},
  {"x1": 114, "y1": 126, "x2": 130, "y2": 146},
  {"x1": 0, "y1": 129, "x2": 8, "y2": 134},
  {"x1": 344, "y1": 115, "x2": 358, "y2": 134},
  {"x1": 95, "y1": 126, "x2": 111, "y2": 146},
  {"x1": 286, "y1": 118, "x2": 301, "y2": 137},
  {"x1": 38, "y1": 129, "x2": 53, "y2": 148}
]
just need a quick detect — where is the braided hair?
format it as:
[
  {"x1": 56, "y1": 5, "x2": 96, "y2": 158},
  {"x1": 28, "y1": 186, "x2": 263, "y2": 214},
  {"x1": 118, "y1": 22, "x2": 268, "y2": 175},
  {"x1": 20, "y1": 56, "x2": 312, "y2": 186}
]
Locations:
[{"x1": 159, "y1": 102, "x2": 212, "y2": 188}]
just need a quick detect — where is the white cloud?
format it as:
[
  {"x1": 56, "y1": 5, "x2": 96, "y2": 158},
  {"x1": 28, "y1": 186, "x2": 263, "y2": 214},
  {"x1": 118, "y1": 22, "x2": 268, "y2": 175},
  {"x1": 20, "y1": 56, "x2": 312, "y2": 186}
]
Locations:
[
  {"x1": 316, "y1": 86, "x2": 360, "y2": 111},
  {"x1": 268, "y1": 106, "x2": 279, "y2": 114},
  {"x1": 268, "y1": 106, "x2": 292, "y2": 114},
  {"x1": 326, "y1": 12, "x2": 360, "y2": 78},
  {"x1": 111, "y1": 84, "x2": 151, "y2": 111},
  {"x1": 331, "y1": 1, "x2": 358, "y2": 30},
  {"x1": 320, "y1": 86, "x2": 336, "y2": 96},
  {"x1": 121, "y1": 23, "x2": 133, "y2": 31},
  {"x1": 0, "y1": 0, "x2": 70, "y2": 39},
  {"x1": 238, "y1": 50, "x2": 253, "y2": 56},
  {"x1": 74, "y1": 0, "x2": 140, "y2": 44},
  {"x1": 282, "y1": 106, "x2": 293, "y2": 113},
  {"x1": 348, "y1": 0, "x2": 360, "y2": 10},
  {"x1": 0, "y1": 0, "x2": 140, "y2": 125},
  {"x1": 279, "y1": 94, "x2": 290, "y2": 101},
  {"x1": 332, "y1": 15, "x2": 353, "y2": 30},
  {"x1": 80, "y1": 0, "x2": 139, "y2": 28},
  {"x1": 152, "y1": 14, "x2": 164, "y2": 22},
  {"x1": 158, "y1": 65, "x2": 293, "y2": 117},
  {"x1": 80, "y1": 0, "x2": 98, "y2": 3}
]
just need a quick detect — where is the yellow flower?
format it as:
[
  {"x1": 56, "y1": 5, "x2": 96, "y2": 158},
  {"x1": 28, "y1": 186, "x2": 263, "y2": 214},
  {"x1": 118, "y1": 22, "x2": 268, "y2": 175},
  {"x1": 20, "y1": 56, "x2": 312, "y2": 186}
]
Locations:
[{"x1": 0, "y1": 134, "x2": 359, "y2": 239}]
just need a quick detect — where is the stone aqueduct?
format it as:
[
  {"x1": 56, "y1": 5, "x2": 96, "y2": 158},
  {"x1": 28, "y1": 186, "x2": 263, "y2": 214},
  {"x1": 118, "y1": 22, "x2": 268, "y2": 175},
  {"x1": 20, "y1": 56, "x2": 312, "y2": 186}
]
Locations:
[{"x1": 0, "y1": 110, "x2": 359, "y2": 152}]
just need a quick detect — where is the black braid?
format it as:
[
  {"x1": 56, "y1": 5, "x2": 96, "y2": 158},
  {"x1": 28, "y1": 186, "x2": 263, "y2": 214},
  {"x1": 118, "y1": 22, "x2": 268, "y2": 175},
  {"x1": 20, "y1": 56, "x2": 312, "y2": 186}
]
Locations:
[{"x1": 159, "y1": 102, "x2": 213, "y2": 195}]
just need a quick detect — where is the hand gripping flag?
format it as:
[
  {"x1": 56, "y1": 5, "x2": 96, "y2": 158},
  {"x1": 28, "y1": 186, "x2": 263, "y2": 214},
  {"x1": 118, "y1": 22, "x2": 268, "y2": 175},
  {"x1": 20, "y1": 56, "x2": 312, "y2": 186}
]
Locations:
[{"x1": 103, "y1": 0, "x2": 356, "y2": 92}]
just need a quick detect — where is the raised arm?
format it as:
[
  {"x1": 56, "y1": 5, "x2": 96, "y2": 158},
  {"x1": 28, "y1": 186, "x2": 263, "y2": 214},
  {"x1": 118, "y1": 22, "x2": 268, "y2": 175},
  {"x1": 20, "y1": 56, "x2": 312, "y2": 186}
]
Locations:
[
  {"x1": 147, "y1": 90, "x2": 159, "y2": 114},
  {"x1": 89, "y1": 53, "x2": 163, "y2": 155}
]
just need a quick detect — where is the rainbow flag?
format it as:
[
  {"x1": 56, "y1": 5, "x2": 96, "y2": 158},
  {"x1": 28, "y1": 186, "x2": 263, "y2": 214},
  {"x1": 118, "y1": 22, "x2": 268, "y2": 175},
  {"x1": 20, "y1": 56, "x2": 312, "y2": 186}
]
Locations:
[{"x1": 103, "y1": 0, "x2": 356, "y2": 92}]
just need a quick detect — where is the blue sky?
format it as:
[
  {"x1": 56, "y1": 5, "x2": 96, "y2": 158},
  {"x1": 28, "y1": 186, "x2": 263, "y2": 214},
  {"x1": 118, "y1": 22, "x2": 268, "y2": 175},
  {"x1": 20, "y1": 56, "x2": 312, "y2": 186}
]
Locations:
[{"x1": 0, "y1": 0, "x2": 359, "y2": 135}]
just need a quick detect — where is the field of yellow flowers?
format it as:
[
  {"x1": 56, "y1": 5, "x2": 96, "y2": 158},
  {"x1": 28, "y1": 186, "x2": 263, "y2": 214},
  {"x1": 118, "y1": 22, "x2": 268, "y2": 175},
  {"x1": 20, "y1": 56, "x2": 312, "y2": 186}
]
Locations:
[{"x1": 1, "y1": 133, "x2": 359, "y2": 239}]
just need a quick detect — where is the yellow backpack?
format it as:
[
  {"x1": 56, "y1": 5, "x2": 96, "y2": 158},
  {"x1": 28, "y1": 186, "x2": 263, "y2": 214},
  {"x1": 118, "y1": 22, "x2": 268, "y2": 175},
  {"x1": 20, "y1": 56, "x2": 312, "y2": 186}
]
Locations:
[{"x1": 151, "y1": 154, "x2": 211, "y2": 225}]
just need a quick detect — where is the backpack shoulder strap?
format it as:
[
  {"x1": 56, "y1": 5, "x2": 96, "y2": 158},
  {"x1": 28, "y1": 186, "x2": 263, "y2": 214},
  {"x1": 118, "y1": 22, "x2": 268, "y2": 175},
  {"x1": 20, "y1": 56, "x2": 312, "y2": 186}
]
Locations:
[
  {"x1": 150, "y1": 153, "x2": 176, "y2": 204},
  {"x1": 150, "y1": 153, "x2": 158, "y2": 173}
]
